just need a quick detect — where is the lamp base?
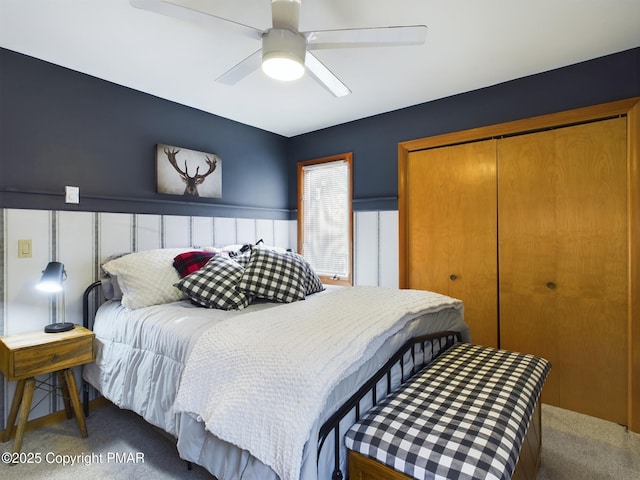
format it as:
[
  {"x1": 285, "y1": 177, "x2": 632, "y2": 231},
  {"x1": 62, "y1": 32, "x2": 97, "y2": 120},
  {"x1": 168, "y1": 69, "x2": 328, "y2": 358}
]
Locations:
[{"x1": 44, "y1": 322, "x2": 75, "y2": 333}]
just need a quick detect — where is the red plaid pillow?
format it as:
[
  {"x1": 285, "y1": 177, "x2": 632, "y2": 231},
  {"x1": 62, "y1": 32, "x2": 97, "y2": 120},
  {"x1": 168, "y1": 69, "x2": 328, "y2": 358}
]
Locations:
[{"x1": 173, "y1": 251, "x2": 216, "y2": 277}]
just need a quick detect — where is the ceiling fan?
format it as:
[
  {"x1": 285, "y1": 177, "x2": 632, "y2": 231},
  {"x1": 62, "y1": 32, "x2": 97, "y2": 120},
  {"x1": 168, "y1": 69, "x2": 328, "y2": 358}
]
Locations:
[{"x1": 130, "y1": 0, "x2": 427, "y2": 97}]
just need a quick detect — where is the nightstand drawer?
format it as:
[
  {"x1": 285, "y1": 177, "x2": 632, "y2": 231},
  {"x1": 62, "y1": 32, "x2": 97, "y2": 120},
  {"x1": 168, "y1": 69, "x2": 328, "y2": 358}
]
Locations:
[
  {"x1": 12, "y1": 336, "x2": 94, "y2": 379},
  {"x1": 0, "y1": 327, "x2": 95, "y2": 381}
]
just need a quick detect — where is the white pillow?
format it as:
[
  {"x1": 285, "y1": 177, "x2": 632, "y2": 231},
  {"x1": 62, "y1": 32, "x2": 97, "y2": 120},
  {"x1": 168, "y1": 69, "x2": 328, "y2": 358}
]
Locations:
[{"x1": 102, "y1": 248, "x2": 191, "y2": 309}]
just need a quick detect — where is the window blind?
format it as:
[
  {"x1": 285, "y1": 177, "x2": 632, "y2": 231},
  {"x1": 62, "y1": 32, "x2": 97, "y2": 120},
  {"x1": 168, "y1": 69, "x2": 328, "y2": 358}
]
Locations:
[{"x1": 301, "y1": 160, "x2": 350, "y2": 278}]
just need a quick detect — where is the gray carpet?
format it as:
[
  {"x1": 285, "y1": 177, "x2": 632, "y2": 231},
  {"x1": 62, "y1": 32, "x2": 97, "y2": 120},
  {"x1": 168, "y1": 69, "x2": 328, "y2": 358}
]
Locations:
[
  {"x1": 1, "y1": 403, "x2": 212, "y2": 479},
  {"x1": 2, "y1": 402, "x2": 640, "y2": 479},
  {"x1": 538, "y1": 404, "x2": 640, "y2": 480}
]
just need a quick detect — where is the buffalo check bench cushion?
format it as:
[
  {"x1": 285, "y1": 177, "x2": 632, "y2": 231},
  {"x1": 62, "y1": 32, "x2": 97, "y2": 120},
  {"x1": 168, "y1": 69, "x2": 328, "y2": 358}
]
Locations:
[{"x1": 344, "y1": 343, "x2": 551, "y2": 480}]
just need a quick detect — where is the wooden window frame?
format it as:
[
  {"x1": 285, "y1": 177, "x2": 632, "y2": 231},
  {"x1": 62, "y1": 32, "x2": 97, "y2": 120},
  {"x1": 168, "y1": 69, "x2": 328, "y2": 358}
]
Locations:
[{"x1": 297, "y1": 153, "x2": 353, "y2": 286}]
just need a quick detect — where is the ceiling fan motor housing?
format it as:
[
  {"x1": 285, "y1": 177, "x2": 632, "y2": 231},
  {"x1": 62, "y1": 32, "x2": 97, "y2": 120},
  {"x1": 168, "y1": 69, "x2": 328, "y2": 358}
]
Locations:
[{"x1": 262, "y1": 28, "x2": 307, "y2": 81}]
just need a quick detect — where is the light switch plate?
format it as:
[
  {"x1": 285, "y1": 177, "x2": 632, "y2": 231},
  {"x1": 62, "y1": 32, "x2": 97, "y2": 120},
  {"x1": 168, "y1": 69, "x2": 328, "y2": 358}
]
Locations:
[
  {"x1": 18, "y1": 239, "x2": 32, "y2": 258},
  {"x1": 65, "y1": 186, "x2": 80, "y2": 204}
]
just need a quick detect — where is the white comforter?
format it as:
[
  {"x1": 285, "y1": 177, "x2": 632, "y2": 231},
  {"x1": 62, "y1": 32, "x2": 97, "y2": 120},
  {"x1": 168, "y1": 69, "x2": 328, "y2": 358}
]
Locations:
[
  {"x1": 173, "y1": 286, "x2": 463, "y2": 480},
  {"x1": 83, "y1": 296, "x2": 282, "y2": 435}
]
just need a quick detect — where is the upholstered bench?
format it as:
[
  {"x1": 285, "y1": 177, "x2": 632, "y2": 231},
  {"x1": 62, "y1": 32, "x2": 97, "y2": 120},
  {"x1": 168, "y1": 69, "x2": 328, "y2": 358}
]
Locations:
[{"x1": 345, "y1": 343, "x2": 550, "y2": 480}]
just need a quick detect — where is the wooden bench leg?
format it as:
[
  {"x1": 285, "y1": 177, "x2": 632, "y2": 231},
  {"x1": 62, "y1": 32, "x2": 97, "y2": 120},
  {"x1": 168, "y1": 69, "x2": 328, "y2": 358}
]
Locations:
[
  {"x1": 62, "y1": 369, "x2": 88, "y2": 438},
  {"x1": 3, "y1": 379, "x2": 26, "y2": 443},
  {"x1": 13, "y1": 378, "x2": 35, "y2": 453},
  {"x1": 57, "y1": 371, "x2": 73, "y2": 419}
]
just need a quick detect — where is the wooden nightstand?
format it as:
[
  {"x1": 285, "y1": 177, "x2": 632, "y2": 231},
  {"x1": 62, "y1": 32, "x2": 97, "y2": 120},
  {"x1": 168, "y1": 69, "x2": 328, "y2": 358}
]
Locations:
[{"x1": 0, "y1": 326, "x2": 95, "y2": 453}]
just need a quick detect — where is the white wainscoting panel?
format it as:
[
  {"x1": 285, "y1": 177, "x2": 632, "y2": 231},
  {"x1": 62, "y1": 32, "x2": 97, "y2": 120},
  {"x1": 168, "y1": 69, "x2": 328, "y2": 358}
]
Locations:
[
  {"x1": 58, "y1": 210, "x2": 95, "y2": 415},
  {"x1": 378, "y1": 211, "x2": 399, "y2": 289},
  {"x1": 5, "y1": 209, "x2": 51, "y2": 334},
  {"x1": 1, "y1": 206, "x2": 397, "y2": 427},
  {"x1": 192, "y1": 216, "x2": 214, "y2": 248},
  {"x1": 236, "y1": 218, "x2": 256, "y2": 244},
  {"x1": 213, "y1": 217, "x2": 237, "y2": 246},
  {"x1": 276, "y1": 220, "x2": 292, "y2": 251},
  {"x1": 288, "y1": 220, "x2": 298, "y2": 252},
  {"x1": 59, "y1": 211, "x2": 94, "y2": 330},
  {"x1": 256, "y1": 219, "x2": 275, "y2": 246},
  {"x1": 99, "y1": 213, "x2": 133, "y2": 258},
  {"x1": 355, "y1": 211, "x2": 380, "y2": 286},
  {"x1": 4, "y1": 211, "x2": 62, "y2": 422},
  {"x1": 137, "y1": 214, "x2": 162, "y2": 251},
  {"x1": 353, "y1": 211, "x2": 399, "y2": 288},
  {"x1": 163, "y1": 215, "x2": 191, "y2": 248}
]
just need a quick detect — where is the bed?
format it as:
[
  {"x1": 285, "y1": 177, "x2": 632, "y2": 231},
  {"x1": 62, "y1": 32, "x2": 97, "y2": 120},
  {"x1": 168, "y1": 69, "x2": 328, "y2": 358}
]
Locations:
[{"x1": 81, "y1": 246, "x2": 469, "y2": 480}]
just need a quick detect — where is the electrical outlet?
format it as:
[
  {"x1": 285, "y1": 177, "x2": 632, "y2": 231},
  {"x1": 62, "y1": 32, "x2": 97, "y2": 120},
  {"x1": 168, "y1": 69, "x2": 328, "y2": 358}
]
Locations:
[{"x1": 65, "y1": 186, "x2": 80, "y2": 204}]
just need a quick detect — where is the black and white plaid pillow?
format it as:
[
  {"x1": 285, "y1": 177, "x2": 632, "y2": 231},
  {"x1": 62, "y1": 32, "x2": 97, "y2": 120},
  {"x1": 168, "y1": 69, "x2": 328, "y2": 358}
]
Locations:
[
  {"x1": 174, "y1": 256, "x2": 252, "y2": 310},
  {"x1": 287, "y1": 252, "x2": 325, "y2": 295},
  {"x1": 232, "y1": 252, "x2": 252, "y2": 268},
  {"x1": 238, "y1": 247, "x2": 307, "y2": 303}
]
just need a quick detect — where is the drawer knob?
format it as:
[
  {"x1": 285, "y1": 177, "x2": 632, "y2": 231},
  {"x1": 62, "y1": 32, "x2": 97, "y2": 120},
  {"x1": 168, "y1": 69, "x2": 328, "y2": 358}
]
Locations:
[
  {"x1": 449, "y1": 274, "x2": 458, "y2": 281},
  {"x1": 546, "y1": 282, "x2": 556, "y2": 290}
]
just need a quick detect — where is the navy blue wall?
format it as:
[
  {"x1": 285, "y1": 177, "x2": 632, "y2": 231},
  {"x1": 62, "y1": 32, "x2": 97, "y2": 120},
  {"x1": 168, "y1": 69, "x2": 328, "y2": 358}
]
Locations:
[
  {"x1": 0, "y1": 48, "x2": 290, "y2": 219},
  {"x1": 288, "y1": 47, "x2": 640, "y2": 212},
  {"x1": 2, "y1": 47, "x2": 639, "y2": 219}
]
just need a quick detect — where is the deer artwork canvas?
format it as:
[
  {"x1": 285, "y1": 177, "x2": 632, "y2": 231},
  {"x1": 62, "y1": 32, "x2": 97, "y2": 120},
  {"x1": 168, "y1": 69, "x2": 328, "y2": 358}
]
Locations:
[{"x1": 156, "y1": 144, "x2": 222, "y2": 198}]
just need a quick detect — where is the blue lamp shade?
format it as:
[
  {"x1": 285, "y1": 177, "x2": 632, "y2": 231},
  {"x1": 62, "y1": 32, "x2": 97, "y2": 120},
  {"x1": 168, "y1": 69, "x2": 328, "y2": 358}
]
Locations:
[{"x1": 38, "y1": 262, "x2": 74, "y2": 333}]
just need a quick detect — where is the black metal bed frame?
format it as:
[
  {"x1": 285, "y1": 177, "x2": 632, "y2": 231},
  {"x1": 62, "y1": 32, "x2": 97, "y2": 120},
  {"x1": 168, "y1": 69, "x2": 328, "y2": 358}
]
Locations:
[
  {"x1": 81, "y1": 280, "x2": 102, "y2": 417},
  {"x1": 316, "y1": 330, "x2": 461, "y2": 480},
  {"x1": 81, "y1": 280, "x2": 461, "y2": 480}
]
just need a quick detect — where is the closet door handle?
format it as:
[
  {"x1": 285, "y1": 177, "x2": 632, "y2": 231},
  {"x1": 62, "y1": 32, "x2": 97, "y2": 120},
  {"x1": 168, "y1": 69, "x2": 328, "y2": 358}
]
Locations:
[
  {"x1": 546, "y1": 281, "x2": 556, "y2": 290},
  {"x1": 449, "y1": 274, "x2": 458, "y2": 281}
]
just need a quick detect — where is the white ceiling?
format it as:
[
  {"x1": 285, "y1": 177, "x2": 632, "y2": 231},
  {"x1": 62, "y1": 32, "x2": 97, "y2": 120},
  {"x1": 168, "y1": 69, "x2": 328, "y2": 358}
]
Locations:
[{"x1": 2, "y1": 0, "x2": 639, "y2": 137}]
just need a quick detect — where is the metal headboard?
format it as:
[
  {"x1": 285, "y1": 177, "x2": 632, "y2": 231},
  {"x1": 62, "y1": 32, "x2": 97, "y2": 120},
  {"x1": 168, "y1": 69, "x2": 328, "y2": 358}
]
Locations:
[{"x1": 81, "y1": 280, "x2": 104, "y2": 416}]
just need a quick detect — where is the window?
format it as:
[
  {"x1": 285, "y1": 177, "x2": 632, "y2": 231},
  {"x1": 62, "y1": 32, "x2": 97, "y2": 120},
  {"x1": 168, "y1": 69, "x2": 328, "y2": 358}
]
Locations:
[{"x1": 297, "y1": 153, "x2": 353, "y2": 286}]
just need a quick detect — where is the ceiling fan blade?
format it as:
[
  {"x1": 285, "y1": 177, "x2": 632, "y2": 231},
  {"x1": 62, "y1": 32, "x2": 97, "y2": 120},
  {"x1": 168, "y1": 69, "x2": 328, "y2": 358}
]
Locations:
[
  {"x1": 216, "y1": 49, "x2": 263, "y2": 85},
  {"x1": 306, "y1": 25, "x2": 427, "y2": 50},
  {"x1": 305, "y1": 52, "x2": 351, "y2": 97},
  {"x1": 271, "y1": 0, "x2": 301, "y2": 30},
  {"x1": 130, "y1": 0, "x2": 263, "y2": 40}
]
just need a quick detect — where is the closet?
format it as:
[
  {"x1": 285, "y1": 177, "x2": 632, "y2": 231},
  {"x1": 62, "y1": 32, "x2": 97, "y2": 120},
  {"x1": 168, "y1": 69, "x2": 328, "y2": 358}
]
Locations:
[
  {"x1": 398, "y1": 98, "x2": 640, "y2": 431},
  {"x1": 405, "y1": 140, "x2": 498, "y2": 348}
]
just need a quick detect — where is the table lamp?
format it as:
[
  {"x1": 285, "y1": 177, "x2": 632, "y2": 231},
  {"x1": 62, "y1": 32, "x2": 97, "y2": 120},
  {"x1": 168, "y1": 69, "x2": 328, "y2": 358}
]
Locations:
[{"x1": 37, "y1": 261, "x2": 74, "y2": 333}]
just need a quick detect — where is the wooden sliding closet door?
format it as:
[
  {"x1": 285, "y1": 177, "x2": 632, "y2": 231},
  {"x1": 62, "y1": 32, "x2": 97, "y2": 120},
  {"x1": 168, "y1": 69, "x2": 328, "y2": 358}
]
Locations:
[
  {"x1": 406, "y1": 140, "x2": 498, "y2": 347},
  {"x1": 498, "y1": 117, "x2": 628, "y2": 423}
]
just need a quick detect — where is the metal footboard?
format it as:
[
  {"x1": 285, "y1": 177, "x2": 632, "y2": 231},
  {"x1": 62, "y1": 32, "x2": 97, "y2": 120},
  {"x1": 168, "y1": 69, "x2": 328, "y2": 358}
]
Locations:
[{"x1": 317, "y1": 330, "x2": 462, "y2": 480}]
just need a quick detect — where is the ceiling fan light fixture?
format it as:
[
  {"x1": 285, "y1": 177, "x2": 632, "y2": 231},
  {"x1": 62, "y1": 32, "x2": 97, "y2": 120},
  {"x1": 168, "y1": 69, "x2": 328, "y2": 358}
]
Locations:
[
  {"x1": 262, "y1": 28, "x2": 306, "y2": 81},
  {"x1": 262, "y1": 54, "x2": 304, "y2": 81}
]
